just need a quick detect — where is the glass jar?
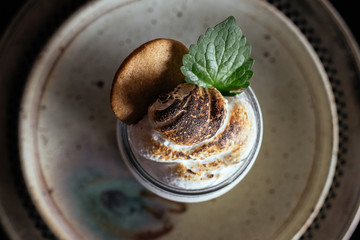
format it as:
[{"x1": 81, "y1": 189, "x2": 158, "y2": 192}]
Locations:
[{"x1": 117, "y1": 87, "x2": 263, "y2": 203}]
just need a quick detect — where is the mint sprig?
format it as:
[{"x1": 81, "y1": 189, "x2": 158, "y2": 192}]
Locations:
[{"x1": 181, "y1": 16, "x2": 254, "y2": 96}]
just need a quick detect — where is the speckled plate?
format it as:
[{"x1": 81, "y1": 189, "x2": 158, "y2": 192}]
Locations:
[{"x1": 18, "y1": 0, "x2": 338, "y2": 239}]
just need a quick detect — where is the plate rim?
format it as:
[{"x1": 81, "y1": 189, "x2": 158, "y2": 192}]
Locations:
[{"x1": 17, "y1": 0, "x2": 339, "y2": 239}]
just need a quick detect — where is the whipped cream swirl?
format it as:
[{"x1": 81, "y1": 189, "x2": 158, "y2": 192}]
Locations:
[{"x1": 128, "y1": 83, "x2": 256, "y2": 189}]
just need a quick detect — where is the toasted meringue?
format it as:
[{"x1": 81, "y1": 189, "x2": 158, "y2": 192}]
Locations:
[
  {"x1": 128, "y1": 84, "x2": 257, "y2": 189},
  {"x1": 149, "y1": 83, "x2": 226, "y2": 146}
]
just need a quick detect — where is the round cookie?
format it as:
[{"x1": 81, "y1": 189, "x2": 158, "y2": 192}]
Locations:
[{"x1": 110, "y1": 38, "x2": 188, "y2": 124}]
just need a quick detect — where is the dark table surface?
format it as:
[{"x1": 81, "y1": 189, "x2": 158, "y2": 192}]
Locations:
[{"x1": 0, "y1": 0, "x2": 359, "y2": 239}]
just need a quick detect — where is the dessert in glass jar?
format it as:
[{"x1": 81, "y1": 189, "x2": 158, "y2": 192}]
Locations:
[{"x1": 111, "y1": 17, "x2": 263, "y2": 202}]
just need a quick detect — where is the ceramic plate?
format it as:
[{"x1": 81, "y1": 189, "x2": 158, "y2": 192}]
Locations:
[{"x1": 19, "y1": 0, "x2": 337, "y2": 239}]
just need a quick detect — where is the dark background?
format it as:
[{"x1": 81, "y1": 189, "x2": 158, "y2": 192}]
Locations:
[{"x1": 0, "y1": 0, "x2": 359, "y2": 239}]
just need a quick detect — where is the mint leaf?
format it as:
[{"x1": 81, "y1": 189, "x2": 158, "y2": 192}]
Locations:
[{"x1": 181, "y1": 16, "x2": 254, "y2": 96}]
